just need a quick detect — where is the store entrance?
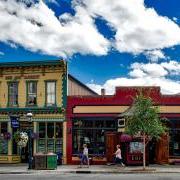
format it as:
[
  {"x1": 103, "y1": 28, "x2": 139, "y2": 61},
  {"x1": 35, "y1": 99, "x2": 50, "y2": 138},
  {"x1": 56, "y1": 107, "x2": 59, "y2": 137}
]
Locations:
[{"x1": 12, "y1": 121, "x2": 33, "y2": 163}]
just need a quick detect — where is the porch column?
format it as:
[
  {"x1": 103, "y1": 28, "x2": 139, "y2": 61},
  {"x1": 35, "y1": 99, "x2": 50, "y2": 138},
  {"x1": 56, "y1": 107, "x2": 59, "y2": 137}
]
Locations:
[
  {"x1": 8, "y1": 121, "x2": 12, "y2": 155},
  {"x1": 63, "y1": 121, "x2": 67, "y2": 164},
  {"x1": 33, "y1": 122, "x2": 37, "y2": 155}
]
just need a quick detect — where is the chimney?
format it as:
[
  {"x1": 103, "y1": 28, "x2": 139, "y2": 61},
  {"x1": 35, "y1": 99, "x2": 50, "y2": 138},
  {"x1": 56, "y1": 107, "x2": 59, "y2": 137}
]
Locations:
[{"x1": 101, "y1": 88, "x2": 105, "y2": 96}]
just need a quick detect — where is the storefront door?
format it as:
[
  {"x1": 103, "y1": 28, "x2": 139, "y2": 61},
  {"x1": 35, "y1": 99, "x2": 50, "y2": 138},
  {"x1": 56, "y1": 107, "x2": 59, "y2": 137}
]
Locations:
[{"x1": 105, "y1": 132, "x2": 117, "y2": 162}]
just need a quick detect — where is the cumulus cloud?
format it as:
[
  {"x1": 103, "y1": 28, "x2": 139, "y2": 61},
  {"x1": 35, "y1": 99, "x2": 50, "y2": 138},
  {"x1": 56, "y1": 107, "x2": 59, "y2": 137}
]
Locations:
[
  {"x1": 87, "y1": 60, "x2": 180, "y2": 95},
  {"x1": 144, "y1": 50, "x2": 166, "y2": 62},
  {"x1": 0, "y1": 0, "x2": 109, "y2": 57},
  {"x1": 0, "y1": 0, "x2": 180, "y2": 57},
  {"x1": 74, "y1": 0, "x2": 180, "y2": 54}
]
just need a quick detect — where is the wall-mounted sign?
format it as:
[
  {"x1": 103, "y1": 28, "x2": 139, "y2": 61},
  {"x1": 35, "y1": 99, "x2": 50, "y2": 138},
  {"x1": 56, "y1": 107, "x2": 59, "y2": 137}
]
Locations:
[
  {"x1": 5, "y1": 75, "x2": 40, "y2": 80},
  {"x1": 10, "y1": 116, "x2": 20, "y2": 128}
]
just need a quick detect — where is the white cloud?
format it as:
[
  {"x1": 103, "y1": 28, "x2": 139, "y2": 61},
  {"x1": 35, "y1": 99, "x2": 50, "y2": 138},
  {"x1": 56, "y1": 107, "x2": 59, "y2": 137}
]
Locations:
[
  {"x1": 0, "y1": 0, "x2": 109, "y2": 57},
  {"x1": 87, "y1": 60, "x2": 180, "y2": 95},
  {"x1": 173, "y1": 17, "x2": 178, "y2": 22},
  {"x1": 145, "y1": 50, "x2": 165, "y2": 62},
  {"x1": 130, "y1": 63, "x2": 168, "y2": 77},
  {"x1": 0, "y1": 51, "x2": 5, "y2": 56},
  {"x1": 74, "y1": 0, "x2": 180, "y2": 54},
  {"x1": 161, "y1": 61, "x2": 180, "y2": 75},
  {"x1": 0, "y1": 0, "x2": 180, "y2": 57}
]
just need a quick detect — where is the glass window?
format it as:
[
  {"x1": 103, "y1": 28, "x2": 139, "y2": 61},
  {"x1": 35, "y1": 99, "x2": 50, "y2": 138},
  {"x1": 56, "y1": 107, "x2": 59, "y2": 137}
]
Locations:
[
  {"x1": 39, "y1": 123, "x2": 45, "y2": 138},
  {"x1": 27, "y1": 81, "x2": 37, "y2": 106},
  {"x1": 37, "y1": 122, "x2": 63, "y2": 154},
  {"x1": 47, "y1": 123, "x2": 54, "y2": 138},
  {"x1": 0, "y1": 122, "x2": 8, "y2": 155},
  {"x1": 8, "y1": 82, "x2": 18, "y2": 107},
  {"x1": 72, "y1": 119, "x2": 116, "y2": 155},
  {"x1": 46, "y1": 81, "x2": 56, "y2": 106}
]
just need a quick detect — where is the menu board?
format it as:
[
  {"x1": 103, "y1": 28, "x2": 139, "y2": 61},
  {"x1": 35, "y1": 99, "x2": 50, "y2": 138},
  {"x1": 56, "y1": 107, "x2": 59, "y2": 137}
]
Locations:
[
  {"x1": 130, "y1": 141, "x2": 143, "y2": 154},
  {"x1": 37, "y1": 139, "x2": 46, "y2": 153},
  {"x1": 0, "y1": 138, "x2": 8, "y2": 154}
]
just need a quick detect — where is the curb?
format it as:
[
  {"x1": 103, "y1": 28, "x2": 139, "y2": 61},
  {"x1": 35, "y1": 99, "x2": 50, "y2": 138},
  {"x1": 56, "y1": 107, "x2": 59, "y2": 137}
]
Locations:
[{"x1": 0, "y1": 170, "x2": 180, "y2": 175}]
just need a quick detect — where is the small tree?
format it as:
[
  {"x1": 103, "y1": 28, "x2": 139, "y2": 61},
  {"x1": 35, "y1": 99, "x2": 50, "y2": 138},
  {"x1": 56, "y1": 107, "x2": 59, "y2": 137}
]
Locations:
[{"x1": 125, "y1": 93, "x2": 167, "y2": 169}]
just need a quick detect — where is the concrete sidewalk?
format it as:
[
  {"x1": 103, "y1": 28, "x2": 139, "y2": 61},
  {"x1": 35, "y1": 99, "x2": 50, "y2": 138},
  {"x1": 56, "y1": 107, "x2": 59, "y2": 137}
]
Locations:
[{"x1": 0, "y1": 164, "x2": 180, "y2": 174}]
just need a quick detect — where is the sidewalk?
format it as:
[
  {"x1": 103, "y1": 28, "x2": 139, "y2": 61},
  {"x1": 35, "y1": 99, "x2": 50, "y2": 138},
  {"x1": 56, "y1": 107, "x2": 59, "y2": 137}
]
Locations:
[{"x1": 0, "y1": 164, "x2": 180, "y2": 174}]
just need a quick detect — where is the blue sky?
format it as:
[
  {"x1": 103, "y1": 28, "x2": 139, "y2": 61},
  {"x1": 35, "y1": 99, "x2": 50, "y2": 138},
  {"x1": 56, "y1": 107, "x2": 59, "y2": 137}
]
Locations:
[{"x1": 0, "y1": 0, "x2": 179, "y2": 94}]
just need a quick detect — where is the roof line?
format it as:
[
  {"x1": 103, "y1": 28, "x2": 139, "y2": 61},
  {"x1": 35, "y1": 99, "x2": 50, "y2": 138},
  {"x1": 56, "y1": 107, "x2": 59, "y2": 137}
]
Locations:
[{"x1": 68, "y1": 74, "x2": 98, "y2": 95}]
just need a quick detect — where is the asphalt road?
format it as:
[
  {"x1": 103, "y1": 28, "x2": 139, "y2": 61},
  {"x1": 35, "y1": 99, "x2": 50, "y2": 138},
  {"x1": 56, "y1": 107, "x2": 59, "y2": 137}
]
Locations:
[{"x1": 0, "y1": 173, "x2": 180, "y2": 180}]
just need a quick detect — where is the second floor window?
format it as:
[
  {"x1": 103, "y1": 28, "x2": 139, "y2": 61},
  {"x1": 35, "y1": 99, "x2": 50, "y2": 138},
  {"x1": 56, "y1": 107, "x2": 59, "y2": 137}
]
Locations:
[
  {"x1": 27, "y1": 81, "x2": 37, "y2": 106},
  {"x1": 8, "y1": 82, "x2": 18, "y2": 107},
  {"x1": 46, "y1": 81, "x2": 56, "y2": 106}
]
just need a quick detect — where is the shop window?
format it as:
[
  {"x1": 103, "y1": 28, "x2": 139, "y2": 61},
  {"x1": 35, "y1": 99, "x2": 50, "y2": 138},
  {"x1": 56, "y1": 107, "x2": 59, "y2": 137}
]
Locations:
[
  {"x1": 72, "y1": 119, "x2": 116, "y2": 155},
  {"x1": 45, "y1": 81, "x2": 56, "y2": 106},
  {"x1": 8, "y1": 82, "x2": 18, "y2": 107},
  {"x1": 47, "y1": 123, "x2": 54, "y2": 138},
  {"x1": 0, "y1": 122, "x2": 8, "y2": 155},
  {"x1": 37, "y1": 122, "x2": 63, "y2": 154},
  {"x1": 27, "y1": 81, "x2": 37, "y2": 106}
]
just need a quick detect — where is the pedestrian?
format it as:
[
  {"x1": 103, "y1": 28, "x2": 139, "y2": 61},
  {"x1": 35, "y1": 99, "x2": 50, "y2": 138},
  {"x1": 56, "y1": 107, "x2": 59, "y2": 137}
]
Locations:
[
  {"x1": 114, "y1": 144, "x2": 125, "y2": 166},
  {"x1": 80, "y1": 144, "x2": 89, "y2": 168}
]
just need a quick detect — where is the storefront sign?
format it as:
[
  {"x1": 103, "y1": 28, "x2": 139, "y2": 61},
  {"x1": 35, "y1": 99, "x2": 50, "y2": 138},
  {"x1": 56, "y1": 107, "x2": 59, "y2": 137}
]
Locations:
[{"x1": 10, "y1": 116, "x2": 20, "y2": 128}]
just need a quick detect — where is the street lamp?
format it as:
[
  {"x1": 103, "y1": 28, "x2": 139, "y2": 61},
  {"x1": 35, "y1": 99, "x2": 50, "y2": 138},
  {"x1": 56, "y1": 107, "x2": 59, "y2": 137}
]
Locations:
[{"x1": 27, "y1": 112, "x2": 33, "y2": 169}]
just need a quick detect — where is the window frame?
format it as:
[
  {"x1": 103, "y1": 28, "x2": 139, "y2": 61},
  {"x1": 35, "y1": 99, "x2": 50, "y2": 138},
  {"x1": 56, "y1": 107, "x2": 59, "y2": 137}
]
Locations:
[
  {"x1": 37, "y1": 122, "x2": 63, "y2": 154},
  {"x1": 72, "y1": 118, "x2": 117, "y2": 155},
  {"x1": 26, "y1": 81, "x2": 38, "y2": 107},
  {"x1": 45, "y1": 80, "x2": 57, "y2": 107},
  {"x1": 7, "y1": 81, "x2": 19, "y2": 107}
]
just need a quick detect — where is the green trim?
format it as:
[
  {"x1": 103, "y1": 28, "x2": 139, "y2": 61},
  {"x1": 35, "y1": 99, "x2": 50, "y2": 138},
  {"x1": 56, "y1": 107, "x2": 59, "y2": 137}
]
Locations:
[
  {"x1": 26, "y1": 81, "x2": 38, "y2": 107},
  {"x1": 0, "y1": 107, "x2": 64, "y2": 114},
  {"x1": 45, "y1": 80, "x2": 57, "y2": 107},
  {"x1": 7, "y1": 81, "x2": 19, "y2": 107},
  {"x1": 0, "y1": 60, "x2": 65, "y2": 68},
  {"x1": 62, "y1": 73, "x2": 67, "y2": 108}
]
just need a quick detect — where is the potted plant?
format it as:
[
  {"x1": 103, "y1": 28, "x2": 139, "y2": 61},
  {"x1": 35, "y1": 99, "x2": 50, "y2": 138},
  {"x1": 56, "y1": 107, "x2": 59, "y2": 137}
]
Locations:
[{"x1": 14, "y1": 131, "x2": 29, "y2": 147}]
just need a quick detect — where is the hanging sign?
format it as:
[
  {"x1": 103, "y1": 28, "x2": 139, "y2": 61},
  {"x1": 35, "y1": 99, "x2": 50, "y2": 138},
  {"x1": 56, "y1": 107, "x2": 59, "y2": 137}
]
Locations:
[{"x1": 10, "y1": 116, "x2": 20, "y2": 128}]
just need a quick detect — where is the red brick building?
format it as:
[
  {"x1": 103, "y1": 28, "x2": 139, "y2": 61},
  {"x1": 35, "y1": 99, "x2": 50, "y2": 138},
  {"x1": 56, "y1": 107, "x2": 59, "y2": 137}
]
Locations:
[{"x1": 67, "y1": 86, "x2": 180, "y2": 165}]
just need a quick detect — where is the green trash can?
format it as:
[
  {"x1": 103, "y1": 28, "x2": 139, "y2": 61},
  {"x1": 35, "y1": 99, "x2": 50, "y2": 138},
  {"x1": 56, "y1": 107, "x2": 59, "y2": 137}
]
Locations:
[{"x1": 46, "y1": 154, "x2": 57, "y2": 170}]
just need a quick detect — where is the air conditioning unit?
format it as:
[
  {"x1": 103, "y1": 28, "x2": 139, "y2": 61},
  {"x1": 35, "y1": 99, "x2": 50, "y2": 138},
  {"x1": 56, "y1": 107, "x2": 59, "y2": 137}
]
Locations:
[{"x1": 117, "y1": 118, "x2": 125, "y2": 128}]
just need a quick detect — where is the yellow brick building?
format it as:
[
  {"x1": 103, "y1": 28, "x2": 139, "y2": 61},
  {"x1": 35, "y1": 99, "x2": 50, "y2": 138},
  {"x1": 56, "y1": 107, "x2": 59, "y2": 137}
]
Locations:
[{"x1": 0, "y1": 60, "x2": 67, "y2": 164}]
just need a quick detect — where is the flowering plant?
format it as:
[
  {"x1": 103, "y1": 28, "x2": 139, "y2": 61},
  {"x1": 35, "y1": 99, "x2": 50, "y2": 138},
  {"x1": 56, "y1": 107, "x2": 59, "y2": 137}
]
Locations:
[
  {"x1": 3, "y1": 132, "x2": 11, "y2": 140},
  {"x1": 14, "y1": 131, "x2": 28, "y2": 147},
  {"x1": 31, "y1": 132, "x2": 39, "y2": 139}
]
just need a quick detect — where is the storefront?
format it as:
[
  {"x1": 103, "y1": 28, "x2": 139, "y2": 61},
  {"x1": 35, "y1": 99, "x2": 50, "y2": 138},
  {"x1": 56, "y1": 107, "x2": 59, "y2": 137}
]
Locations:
[
  {"x1": 67, "y1": 87, "x2": 180, "y2": 165},
  {"x1": 0, "y1": 60, "x2": 67, "y2": 163}
]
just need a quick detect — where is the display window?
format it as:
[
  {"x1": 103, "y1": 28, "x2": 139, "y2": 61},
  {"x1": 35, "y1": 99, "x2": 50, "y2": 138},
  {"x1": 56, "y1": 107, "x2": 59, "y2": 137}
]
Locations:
[
  {"x1": 72, "y1": 118, "x2": 116, "y2": 155},
  {"x1": 0, "y1": 122, "x2": 8, "y2": 155},
  {"x1": 37, "y1": 122, "x2": 63, "y2": 154}
]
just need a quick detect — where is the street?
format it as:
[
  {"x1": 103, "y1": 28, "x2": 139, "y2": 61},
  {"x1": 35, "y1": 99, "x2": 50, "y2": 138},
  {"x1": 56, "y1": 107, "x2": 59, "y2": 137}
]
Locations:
[{"x1": 0, "y1": 173, "x2": 180, "y2": 180}]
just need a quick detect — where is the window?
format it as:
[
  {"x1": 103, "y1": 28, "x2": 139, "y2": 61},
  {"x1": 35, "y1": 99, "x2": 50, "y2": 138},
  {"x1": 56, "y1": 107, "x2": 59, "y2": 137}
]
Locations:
[
  {"x1": 72, "y1": 119, "x2": 116, "y2": 155},
  {"x1": 0, "y1": 122, "x2": 8, "y2": 155},
  {"x1": 46, "y1": 81, "x2": 56, "y2": 106},
  {"x1": 27, "y1": 81, "x2": 37, "y2": 106},
  {"x1": 37, "y1": 122, "x2": 63, "y2": 154},
  {"x1": 8, "y1": 82, "x2": 18, "y2": 107}
]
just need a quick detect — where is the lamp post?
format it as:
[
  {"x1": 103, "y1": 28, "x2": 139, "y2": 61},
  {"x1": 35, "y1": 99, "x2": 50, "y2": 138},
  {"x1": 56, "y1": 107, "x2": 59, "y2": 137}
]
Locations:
[{"x1": 27, "y1": 112, "x2": 33, "y2": 169}]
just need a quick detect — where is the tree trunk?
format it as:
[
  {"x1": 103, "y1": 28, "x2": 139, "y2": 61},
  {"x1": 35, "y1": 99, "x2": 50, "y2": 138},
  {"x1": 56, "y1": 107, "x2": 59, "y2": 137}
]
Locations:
[{"x1": 143, "y1": 134, "x2": 146, "y2": 170}]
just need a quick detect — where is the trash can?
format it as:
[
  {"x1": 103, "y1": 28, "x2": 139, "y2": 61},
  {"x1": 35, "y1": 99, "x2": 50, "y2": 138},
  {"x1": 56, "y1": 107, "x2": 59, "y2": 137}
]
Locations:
[
  {"x1": 34, "y1": 154, "x2": 46, "y2": 170},
  {"x1": 46, "y1": 153, "x2": 57, "y2": 170}
]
